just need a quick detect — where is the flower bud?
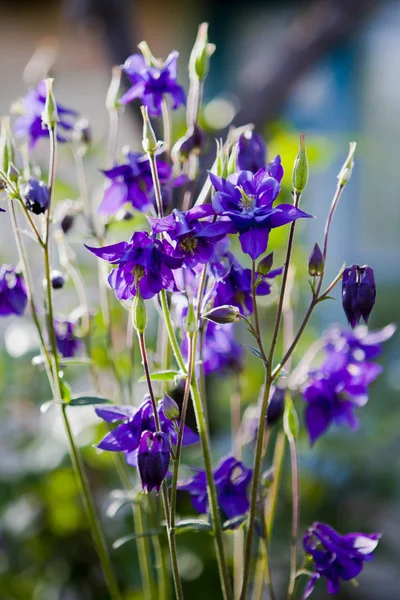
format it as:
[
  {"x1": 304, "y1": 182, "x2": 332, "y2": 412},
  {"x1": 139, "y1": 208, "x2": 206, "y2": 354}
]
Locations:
[
  {"x1": 132, "y1": 288, "x2": 147, "y2": 333},
  {"x1": 189, "y1": 22, "x2": 216, "y2": 82},
  {"x1": 41, "y1": 78, "x2": 59, "y2": 129},
  {"x1": 50, "y1": 270, "x2": 65, "y2": 290},
  {"x1": 337, "y1": 142, "x2": 356, "y2": 187},
  {"x1": 21, "y1": 178, "x2": 50, "y2": 215},
  {"x1": 141, "y1": 106, "x2": 161, "y2": 155},
  {"x1": 215, "y1": 139, "x2": 227, "y2": 178},
  {"x1": 283, "y1": 394, "x2": 299, "y2": 440},
  {"x1": 138, "y1": 431, "x2": 170, "y2": 493},
  {"x1": 0, "y1": 117, "x2": 15, "y2": 175},
  {"x1": 266, "y1": 387, "x2": 285, "y2": 426},
  {"x1": 257, "y1": 252, "x2": 274, "y2": 276},
  {"x1": 56, "y1": 200, "x2": 79, "y2": 234},
  {"x1": 342, "y1": 264, "x2": 376, "y2": 329},
  {"x1": 227, "y1": 142, "x2": 238, "y2": 176},
  {"x1": 7, "y1": 162, "x2": 19, "y2": 183},
  {"x1": 162, "y1": 393, "x2": 180, "y2": 421},
  {"x1": 106, "y1": 66, "x2": 122, "y2": 112},
  {"x1": 237, "y1": 131, "x2": 266, "y2": 174},
  {"x1": 292, "y1": 132, "x2": 309, "y2": 194},
  {"x1": 171, "y1": 124, "x2": 206, "y2": 162},
  {"x1": 308, "y1": 243, "x2": 324, "y2": 277},
  {"x1": 184, "y1": 302, "x2": 198, "y2": 335},
  {"x1": 73, "y1": 118, "x2": 92, "y2": 147},
  {"x1": 203, "y1": 305, "x2": 240, "y2": 324}
]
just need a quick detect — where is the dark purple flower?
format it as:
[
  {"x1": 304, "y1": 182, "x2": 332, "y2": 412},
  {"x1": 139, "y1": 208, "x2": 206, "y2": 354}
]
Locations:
[
  {"x1": 303, "y1": 351, "x2": 382, "y2": 444},
  {"x1": 267, "y1": 386, "x2": 285, "y2": 426},
  {"x1": 237, "y1": 131, "x2": 266, "y2": 174},
  {"x1": 302, "y1": 522, "x2": 380, "y2": 597},
  {"x1": 120, "y1": 51, "x2": 186, "y2": 117},
  {"x1": 0, "y1": 265, "x2": 27, "y2": 316},
  {"x1": 14, "y1": 80, "x2": 77, "y2": 150},
  {"x1": 54, "y1": 319, "x2": 80, "y2": 358},
  {"x1": 149, "y1": 206, "x2": 233, "y2": 268},
  {"x1": 137, "y1": 430, "x2": 170, "y2": 492},
  {"x1": 86, "y1": 231, "x2": 183, "y2": 300},
  {"x1": 212, "y1": 251, "x2": 283, "y2": 315},
  {"x1": 342, "y1": 265, "x2": 376, "y2": 329},
  {"x1": 177, "y1": 456, "x2": 252, "y2": 526},
  {"x1": 20, "y1": 178, "x2": 49, "y2": 215},
  {"x1": 95, "y1": 396, "x2": 198, "y2": 467},
  {"x1": 98, "y1": 151, "x2": 172, "y2": 216},
  {"x1": 210, "y1": 157, "x2": 313, "y2": 259},
  {"x1": 325, "y1": 324, "x2": 396, "y2": 363}
]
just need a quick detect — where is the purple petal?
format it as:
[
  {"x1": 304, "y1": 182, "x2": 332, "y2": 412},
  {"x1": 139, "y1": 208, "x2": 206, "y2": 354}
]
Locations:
[
  {"x1": 305, "y1": 403, "x2": 331, "y2": 445},
  {"x1": 239, "y1": 228, "x2": 269, "y2": 260},
  {"x1": 269, "y1": 205, "x2": 313, "y2": 228},
  {"x1": 95, "y1": 405, "x2": 136, "y2": 423},
  {"x1": 85, "y1": 241, "x2": 129, "y2": 263},
  {"x1": 98, "y1": 182, "x2": 127, "y2": 215}
]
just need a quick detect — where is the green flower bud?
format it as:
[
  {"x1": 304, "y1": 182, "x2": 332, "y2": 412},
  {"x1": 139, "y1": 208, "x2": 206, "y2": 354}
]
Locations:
[
  {"x1": 215, "y1": 139, "x2": 227, "y2": 178},
  {"x1": 132, "y1": 289, "x2": 147, "y2": 334},
  {"x1": 41, "y1": 78, "x2": 59, "y2": 129},
  {"x1": 0, "y1": 117, "x2": 15, "y2": 174},
  {"x1": 292, "y1": 132, "x2": 309, "y2": 194},
  {"x1": 162, "y1": 393, "x2": 180, "y2": 421},
  {"x1": 106, "y1": 66, "x2": 122, "y2": 112},
  {"x1": 227, "y1": 142, "x2": 238, "y2": 176},
  {"x1": 184, "y1": 303, "x2": 198, "y2": 335},
  {"x1": 141, "y1": 106, "x2": 161, "y2": 155},
  {"x1": 337, "y1": 141, "x2": 357, "y2": 187},
  {"x1": 7, "y1": 162, "x2": 19, "y2": 183},
  {"x1": 257, "y1": 252, "x2": 274, "y2": 276},
  {"x1": 203, "y1": 305, "x2": 240, "y2": 324},
  {"x1": 189, "y1": 23, "x2": 216, "y2": 82},
  {"x1": 283, "y1": 394, "x2": 299, "y2": 440},
  {"x1": 308, "y1": 243, "x2": 324, "y2": 277}
]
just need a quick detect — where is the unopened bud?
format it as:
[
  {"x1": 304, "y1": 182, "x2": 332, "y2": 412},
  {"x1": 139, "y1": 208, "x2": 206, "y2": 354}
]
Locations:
[
  {"x1": 227, "y1": 143, "x2": 238, "y2": 176},
  {"x1": 162, "y1": 393, "x2": 180, "y2": 421},
  {"x1": 283, "y1": 395, "x2": 299, "y2": 440},
  {"x1": 73, "y1": 118, "x2": 92, "y2": 147},
  {"x1": 171, "y1": 125, "x2": 206, "y2": 162},
  {"x1": 141, "y1": 106, "x2": 161, "y2": 155},
  {"x1": 215, "y1": 139, "x2": 227, "y2": 178},
  {"x1": 266, "y1": 387, "x2": 285, "y2": 426},
  {"x1": 41, "y1": 78, "x2": 59, "y2": 129},
  {"x1": 184, "y1": 303, "x2": 198, "y2": 335},
  {"x1": 189, "y1": 23, "x2": 216, "y2": 82},
  {"x1": 21, "y1": 178, "x2": 50, "y2": 215},
  {"x1": 132, "y1": 288, "x2": 147, "y2": 333},
  {"x1": 0, "y1": 117, "x2": 15, "y2": 174},
  {"x1": 106, "y1": 66, "x2": 122, "y2": 112},
  {"x1": 257, "y1": 252, "x2": 274, "y2": 276},
  {"x1": 203, "y1": 305, "x2": 240, "y2": 324},
  {"x1": 337, "y1": 141, "x2": 357, "y2": 187},
  {"x1": 51, "y1": 270, "x2": 65, "y2": 290},
  {"x1": 292, "y1": 132, "x2": 309, "y2": 194},
  {"x1": 308, "y1": 243, "x2": 324, "y2": 277}
]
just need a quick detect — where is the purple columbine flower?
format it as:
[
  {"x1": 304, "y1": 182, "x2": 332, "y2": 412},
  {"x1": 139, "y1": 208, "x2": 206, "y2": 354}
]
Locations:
[
  {"x1": 86, "y1": 231, "x2": 183, "y2": 300},
  {"x1": 137, "y1": 430, "x2": 170, "y2": 492},
  {"x1": 54, "y1": 319, "x2": 80, "y2": 358},
  {"x1": 302, "y1": 522, "x2": 380, "y2": 597},
  {"x1": 342, "y1": 265, "x2": 376, "y2": 329},
  {"x1": 0, "y1": 265, "x2": 27, "y2": 316},
  {"x1": 149, "y1": 206, "x2": 234, "y2": 268},
  {"x1": 210, "y1": 156, "x2": 313, "y2": 260},
  {"x1": 98, "y1": 151, "x2": 172, "y2": 216},
  {"x1": 120, "y1": 51, "x2": 186, "y2": 117},
  {"x1": 325, "y1": 324, "x2": 396, "y2": 363},
  {"x1": 302, "y1": 351, "x2": 382, "y2": 444},
  {"x1": 212, "y1": 251, "x2": 283, "y2": 315},
  {"x1": 177, "y1": 456, "x2": 252, "y2": 527},
  {"x1": 237, "y1": 131, "x2": 266, "y2": 174},
  {"x1": 20, "y1": 178, "x2": 50, "y2": 215},
  {"x1": 95, "y1": 396, "x2": 198, "y2": 466},
  {"x1": 14, "y1": 80, "x2": 77, "y2": 150}
]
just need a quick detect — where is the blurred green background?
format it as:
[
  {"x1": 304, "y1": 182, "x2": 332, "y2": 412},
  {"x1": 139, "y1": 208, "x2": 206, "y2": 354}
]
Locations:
[{"x1": 0, "y1": 0, "x2": 399, "y2": 598}]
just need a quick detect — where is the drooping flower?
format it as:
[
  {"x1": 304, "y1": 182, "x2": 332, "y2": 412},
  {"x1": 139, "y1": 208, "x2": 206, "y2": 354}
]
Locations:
[
  {"x1": 86, "y1": 231, "x2": 183, "y2": 300},
  {"x1": 177, "y1": 456, "x2": 252, "y2": 527},
  {"x1": 20, "y1": 178, "x2": 49, "y2": 215},
  {"x1": 342, "y1": 265, "x2": 376, "y2": 328},
  {"x1": 98, "y1": 151, "x2": 171, "y2": 216},
  {"x1": 302, "y1": 522, "x2": 380, "y2": 597},
  {"x1": 237, "y1": 131, "x2": 266, "y2": 174},
  {"x1": 95, "y1": 395, "x2": 198, "y2": 466},
  {"x1": 149, "y1": 206, "x2": 233, "y2": 268},
  {"x1": 0, "y1": 265, "x2": 27, "y2": 316},
  {"x1": 120, "y1": 51, "x2": 186, "y2": 117},
  {"x1": 13, "y1": 80, "x2": 77, "y2": 150},
  {"x1": 302, "y1": 351, "x2": 382, "y2": 444},
  {"x1": 137, "y1": 431, "x2": 170, "y2": 492},
  {"x1": 210, "y1": 156, "x2": 313, "y2": 259},
  {"x1": 54, "y1": 319, "x2": 80, "y2": 358}
]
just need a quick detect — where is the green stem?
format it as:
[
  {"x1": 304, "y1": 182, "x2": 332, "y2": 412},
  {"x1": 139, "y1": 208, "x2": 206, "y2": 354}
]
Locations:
[
  {"x1": 160, "y1": 289, "x2": 186, "y2": 373},
  {"x1": 287, "y1": 436, "x2": 299, "y2": 600}
]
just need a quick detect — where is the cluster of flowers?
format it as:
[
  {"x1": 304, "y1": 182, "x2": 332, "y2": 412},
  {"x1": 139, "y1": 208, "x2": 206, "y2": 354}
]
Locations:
[{"x1": 0, "y1": 38, "x2": 389, "y2": 598}]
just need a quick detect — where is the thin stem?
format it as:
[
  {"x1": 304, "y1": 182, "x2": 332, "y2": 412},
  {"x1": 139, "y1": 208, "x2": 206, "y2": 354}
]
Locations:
[
  {"x1": 160, "y1": 289, "x2": 186, "y2": 373},
  {"x1": 261, "y1": 536, "x2": 276, "y2": 600},
  {"x1": 287, "y1": 436, "x2": 299, "y2": 600},
  {"x1": 161, "y1": 97, "x2": 172, "y2": 159},
  {"x1": 148, "y1": 153, "x2": 164, "y2": 218},
  {"x1": 251, "y1": 261, "x2": 268, "y2": 364},
  {"x1": 265, "y1": 431, "x2": 286, "y2": 536}
]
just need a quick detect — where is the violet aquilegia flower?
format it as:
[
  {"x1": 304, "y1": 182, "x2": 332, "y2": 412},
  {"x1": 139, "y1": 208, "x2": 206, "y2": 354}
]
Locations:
[
  {"x1": 120, "y1": 51, "x2": 186, "y2": 117},
  {"x1": 302, "y1": 522, "x2": 380, "y2": 597},
  {"x1": 342, "y1": 264, "x2": 376, "y2": 328},
  {"x1": 20, "y1": 178, "x2": 50, "y2": 215},
  {"x1": 325, "y1": 324, "x2": 396, "y2": 363},
  {"x1": 149, "y1": 206, "x2": 234, "y2": 268},
  {"x1": 0, "y1": 265, "x2": 27, "y2": 316},
  {"x1": 177, "y1": 456, "x2": 252, "y2": 527},
  {"x1": 137, "y1": 431, "x2": 170, "y2": 492},
  {"x1": 13, "y1": 80, "x2": 77, "y2": 150},
  {"x1": 237, "y1": 130, "x2": 266, "y2": 174},
  {"x1": 86, "y1": 231, "x2": 183, "y2": 300},
  {"x1": 54, "y1": 319, "x2": 80, "y2": 358},
  {"x1": 98, "y1": 151, "x2": 172, "y2": 216},
  {"x1": 95, "y1": 395, "x2": 199, "y2": 467},
  {"x1": 210, "y1": 156, "x2": 313, "y2": 259}
]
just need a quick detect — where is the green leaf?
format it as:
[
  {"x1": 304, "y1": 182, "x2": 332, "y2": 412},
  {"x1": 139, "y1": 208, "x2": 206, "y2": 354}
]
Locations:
[
  {"x1": 69, "y1": 395, "x2": 112, "y2": 406},
  {"x1": 59, "y1": 357, "x2": 94, "y2": 365},
  {"x1": 243, "y1": 345, "x2": 263, "y2": 360},
  {"x1": 317, "y1": 295, "x2": 335, "y2": 304},
  {"x1": 113, "y1": 531, "x2": 162, "y2": 549},
  {"x1": 61, "y1": 381, "x2": 72, "y2": 404},
  {"x1": 174, "y1": 519, "x2": 212, "y2": 533},
  {"x1": 222, "y1": 514, "x2": 248, "y2": 530},
  {"x1": 283, "y1": 394, "x2": 300, "y2": 439},
  {"x1": 138, "y1": 369, "x2": 180, "y2": 383}
]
